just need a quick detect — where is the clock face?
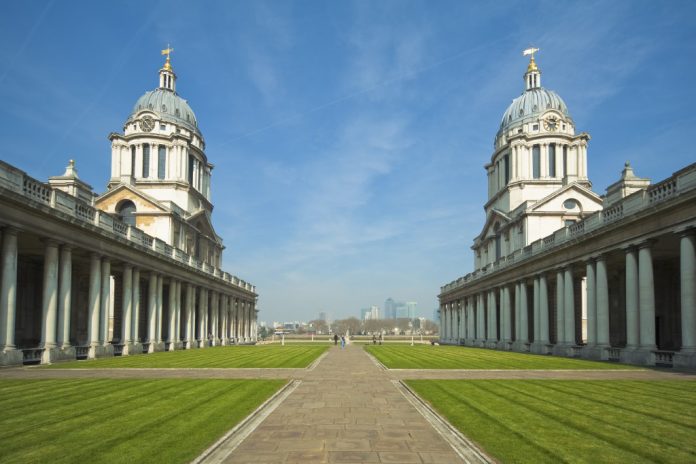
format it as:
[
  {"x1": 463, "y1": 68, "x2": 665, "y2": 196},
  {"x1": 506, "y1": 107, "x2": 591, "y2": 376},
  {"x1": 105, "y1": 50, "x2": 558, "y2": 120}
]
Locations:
[
  {"x1": 544, "y1": 116, "x2": 559, "y2": 131},
  {"x1": 140, "y1": 116, "x2": 155, "y2": 132}
]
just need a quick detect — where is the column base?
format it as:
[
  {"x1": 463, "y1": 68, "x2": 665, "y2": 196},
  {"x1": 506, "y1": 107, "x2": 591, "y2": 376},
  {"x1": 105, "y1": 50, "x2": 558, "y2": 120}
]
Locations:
[
  {"x1": 186, "y1": 340, "x2": 196, "y2": 349},
  {"x1": 0, "y1": 348, "x2": 24, "y2": 367},
  {"x1": 88, "y1": 344, "x2": 114, "y2": 359},
  {"x1": 530, "y1": 342, "x2": 547, "y2": 354},
  {"x1": 148, "y1": 342, "x2": 165, "y2": 353},
  {"x1": 620, "y1": 347, "x2": 656, "y2": 366},
  {"x1": 41, "y1": 346, "x2": 77, "y2": 364},
  {"x1": 513, "y1": 341, "x2": 531, "y2": 352},
  {"x1": 121, "y1": 342, "x2": 142, "y2": 356},
  {"x1": 674, "y1": 350, "x2": 696, "y2": 369},
  {"x1": 581, "y1": 344, "x2": 606, "y2": 361},
  {"x1": 198, "y1": 340, "x2": 207, "y2": 348}
]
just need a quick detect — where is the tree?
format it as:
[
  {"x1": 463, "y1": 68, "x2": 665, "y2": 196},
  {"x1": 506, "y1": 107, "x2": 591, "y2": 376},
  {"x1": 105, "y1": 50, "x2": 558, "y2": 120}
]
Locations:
[{"x1": 308, "y1": 319, "x2": 328, "y2": 334}]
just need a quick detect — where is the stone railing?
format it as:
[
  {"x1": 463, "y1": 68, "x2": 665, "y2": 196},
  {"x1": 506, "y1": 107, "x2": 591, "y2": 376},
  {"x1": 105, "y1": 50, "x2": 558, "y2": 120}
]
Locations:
[
  {"x1": 441, "y1": 162, "x2": 696, "y2": 294},
  {"x1": 653, "y1": 350, "x2": 674, "y2": 367},
  {"x1": 0, "y1": 161, "x2": 256, "y2": 295}
]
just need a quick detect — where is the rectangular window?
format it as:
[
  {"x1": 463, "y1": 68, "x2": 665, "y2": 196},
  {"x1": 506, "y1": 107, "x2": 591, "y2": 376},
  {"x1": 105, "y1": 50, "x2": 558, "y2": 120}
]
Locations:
[
  {"x1": 160, "y1": 124, "x2": 166, "y2": 131},
  {"x1": 548, "y1": 143, "x2": 556, "y2": 177},
  {"x1": 158, "y1": 145, "x2": 166, "y2": 180},
  {"x1": 188, "y1": 154, "x2": 194, "y2": 184},
  {"x1": 532, "y1": 145, "x2": 540, "y2": 179},
  {"x1": 142, "y1": 145, "x2": 150, "y2": 178},
  {"x1": 563, "y1": 145, "x2": 568, "y2": 176},
  {"x1": 130, "y1": 146, "x2": 136, "y2": 176}
]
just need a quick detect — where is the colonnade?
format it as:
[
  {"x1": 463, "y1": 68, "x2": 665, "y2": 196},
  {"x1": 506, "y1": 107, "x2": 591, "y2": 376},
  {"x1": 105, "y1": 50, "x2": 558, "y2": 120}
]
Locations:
[
  {"x1": 0, "y1": 226, "x2": 258, "y2": 366},
  {"x1": 440, "y1": 232, "x2": 696, "y2": 367}
]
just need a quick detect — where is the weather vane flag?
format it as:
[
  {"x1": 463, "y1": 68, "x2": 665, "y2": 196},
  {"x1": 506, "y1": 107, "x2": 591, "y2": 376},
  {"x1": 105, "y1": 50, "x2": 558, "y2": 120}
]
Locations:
[
  {"x1": 161, "y1": 45, "x2": 174, "y2": 59},
  {"x1": 523, "y1": 47, "x2": 539, "y2": 58}
]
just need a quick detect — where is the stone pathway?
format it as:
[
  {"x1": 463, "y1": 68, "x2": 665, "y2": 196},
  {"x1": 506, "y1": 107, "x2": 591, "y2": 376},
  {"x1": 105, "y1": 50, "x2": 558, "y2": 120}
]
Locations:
[{"x1": 221, "y1": 344, "x2": 467, "y2": 463}]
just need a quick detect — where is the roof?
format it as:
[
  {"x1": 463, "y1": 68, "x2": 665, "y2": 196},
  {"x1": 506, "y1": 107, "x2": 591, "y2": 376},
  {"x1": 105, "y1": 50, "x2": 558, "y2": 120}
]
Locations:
[
  {"x1": 127, "y1": 88, "x2": 200, "y2": 136},
  {"x1": 498, "y1": 87, "x2": 570, "y2": 135}
]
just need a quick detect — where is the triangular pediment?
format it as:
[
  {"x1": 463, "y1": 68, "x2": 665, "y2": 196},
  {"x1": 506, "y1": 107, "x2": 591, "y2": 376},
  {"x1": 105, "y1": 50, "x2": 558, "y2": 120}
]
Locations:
[
  {"x1": 473, "y1": 209, "x2": 511, "y2": 245},
  {"x1": 186, "y1": 209, "x2": 222, "y2": 245},
  {"x1": 95, "y1": 183, "x2": 169, "y2": 214},
  {"x1": 528, "y1": 182, "x2": 602, "y2": 213}
]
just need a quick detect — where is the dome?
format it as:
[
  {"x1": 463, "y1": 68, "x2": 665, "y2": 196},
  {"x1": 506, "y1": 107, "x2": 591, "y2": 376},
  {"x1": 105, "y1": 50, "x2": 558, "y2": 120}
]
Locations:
[
  {"x1": 498, "y1": 87, "x2": 570, "y2": 134},
  {"x1": 128, "y1": 89, "x2": 200, "y2": 135}
]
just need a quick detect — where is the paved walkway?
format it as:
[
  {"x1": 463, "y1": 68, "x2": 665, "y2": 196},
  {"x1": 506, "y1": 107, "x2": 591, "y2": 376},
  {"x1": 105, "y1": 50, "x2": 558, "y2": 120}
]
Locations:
[{"x1": 221, "y1": 344, "x2": 466, "y2": 463}]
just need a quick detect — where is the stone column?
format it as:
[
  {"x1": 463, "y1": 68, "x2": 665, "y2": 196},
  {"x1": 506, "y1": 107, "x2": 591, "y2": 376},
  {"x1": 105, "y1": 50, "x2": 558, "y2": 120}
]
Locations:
[
  {"x1": 680, "y1": 232, "x2": 696, "y2": 352},
  {"x1": 221, "y1": 295, "x2": 228, "y2": 345},
  {"x1": 156, "y1": 274, "x2": 164, "y2": 344},
  {"x1": 625, "y1": 248, "x2": 639, "y2": 349},
  {"x1": 121, "y1": 265, "x2": 133, "y2": 354},
  {"x1": 514, "y1": 283, "x2": 521, "y2": 341},
  {"x1": 147, "y1": 272, "x2": 157, "y2": 352},
  {"x1": 132, "y1": 268, "x2": 141, "y2": 348},
  {"x1": 198, "y1": 288, "x2": 206, "y2": 347},
  {"x1": 533, "y1": 277, "x2": 540, "y2": 343},
  {"x1": 175, "y1": 280, "x2": 182, "y2": 346},
  {"x1": 185, "y1": 284, "x2": 194, "y2": 348},
  {"x1": 505, "y1": 286, "x2": 513, "y2": 344},
  {"x1": 556, "y1": 270, "x2": 565, "y2": 345},
  {"x1": 57, "y1": 245, "x2": 72, "y2": 349},
  {"x1": 100, "y1": 258, "x2": 111, "y2": 347},
  {"x1": 87, "y1": 254, "x2": 102, "y2": 358},
  {"x1": 168, "y1": 279, "x2": 177, "y2": 349},
  {"x1": 488, "y1": 291, "x2": 497, "y2": 344},
  {"x1": 596, "y1": 255, "x2": 610, "y2": 347},
  {"x1": 40, "y1": 240, "x2": 59, "y2": 363},
  {"x1": 585, "y1": 260, "x2": 597, "y2": 346},
  {"x1": 476, "y1": 294, "x2": 484, "y2": 344},
  {"x1": 564, "y1": 267, "x2": 575, "y2": 345},
  {"x1": 519, "y1": 282, "x2": 528, "y2": 344},
  {"x1": 0, "y1": 228, "x2": 18, "y2": 353},
  {"x1": 638, "y1": 243, "x2": 656, "y2": 350},
  {"x1": 539, "y1": 274, "x2": 550, "y2": 345},
  {"x1": 211, "y1": 291, "x2": 219, "y2": 345},
  {"x1": 499, "y1": 287, "x2": 507, "y2": 345}
]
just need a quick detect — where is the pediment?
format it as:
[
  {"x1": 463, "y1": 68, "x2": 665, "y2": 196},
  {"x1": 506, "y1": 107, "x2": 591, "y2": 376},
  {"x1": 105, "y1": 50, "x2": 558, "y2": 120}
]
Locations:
[
  {"x1": 528, "y1": 182, "x2": 603, "y2": 213},
  {"x1": 95, "y1": 184, "x2": 168, "y2": 214},
  {"x1": 186, "y1": 209, "x2": 222, "y2": 245},
  {"x1": 473, "y1": 209, "x2": 511, "y2": 244}
]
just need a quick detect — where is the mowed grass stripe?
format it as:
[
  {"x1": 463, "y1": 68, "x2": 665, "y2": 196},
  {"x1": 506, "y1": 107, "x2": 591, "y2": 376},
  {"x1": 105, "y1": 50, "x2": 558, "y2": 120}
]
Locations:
[
  {"x1": 490, "y1": 381, "x2": 690, "y2": 460},
  {"x1": 366, "y1": 345, "x2": 639, "y2": 369},
  {"x1": 0, "y1": 379, "x2": 286, "y2": 464},
  {"x1": 45, "y1": 344, "x2": 328, "y2": 369},
  {"x1": 406, "y1": 380, "x2": 696, "y2": 464}
]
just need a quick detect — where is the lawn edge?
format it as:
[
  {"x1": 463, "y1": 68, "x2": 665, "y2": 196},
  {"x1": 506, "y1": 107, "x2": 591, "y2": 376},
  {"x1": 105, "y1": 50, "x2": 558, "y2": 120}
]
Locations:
[
  {"x1": 192, "y1": 379, "x2": 301, "y2": 464},
  {"x1": 395, "y1": 379, "x2": 494, "y2": 463}
]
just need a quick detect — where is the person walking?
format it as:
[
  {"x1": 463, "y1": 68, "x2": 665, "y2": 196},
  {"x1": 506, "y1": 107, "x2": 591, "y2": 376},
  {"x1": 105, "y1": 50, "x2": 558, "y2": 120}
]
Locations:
[
  {"x1": 340, "y1": 335, "x2": 346, "y2": 349},
  {"x1": 333, "y1": 334, "x2": 339, "y2": 346}
]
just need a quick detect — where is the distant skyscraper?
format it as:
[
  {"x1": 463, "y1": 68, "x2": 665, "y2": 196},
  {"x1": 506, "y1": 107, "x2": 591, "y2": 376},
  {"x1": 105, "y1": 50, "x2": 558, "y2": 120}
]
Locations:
[
  {"x1": 406, "y1": 302, "x2": 417, "y2": 319},
  {"x1": 360, "y1": 308, "x2": 372, "y2": 320},
  {"x1": 384, "y1": 298, "x2": 397, "y2": 319},
  {"x1": 370, "y1": 305, "x2": 380, "y2": 320},
  {"x1": 318, "y1": 312, "x2": 327, "y2": 322}
]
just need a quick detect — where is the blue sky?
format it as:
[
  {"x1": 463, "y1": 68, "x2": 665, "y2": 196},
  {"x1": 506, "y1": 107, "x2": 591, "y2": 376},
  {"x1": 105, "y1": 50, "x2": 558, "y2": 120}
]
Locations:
[{"x1": 1, "y1": 1, "x2": 695, "y2": 323}]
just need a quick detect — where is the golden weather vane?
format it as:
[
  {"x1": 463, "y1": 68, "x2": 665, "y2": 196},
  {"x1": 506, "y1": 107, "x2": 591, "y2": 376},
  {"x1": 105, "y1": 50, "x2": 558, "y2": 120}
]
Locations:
[{"x1": 161, "y1": 44, "x2": 174, "y2": 59}]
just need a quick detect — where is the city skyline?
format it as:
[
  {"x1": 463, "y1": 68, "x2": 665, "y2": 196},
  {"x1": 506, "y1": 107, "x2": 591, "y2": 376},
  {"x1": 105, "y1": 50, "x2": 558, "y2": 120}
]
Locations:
[{"x1": 1, "y1": 1, "x2": 695, "y2": 322}]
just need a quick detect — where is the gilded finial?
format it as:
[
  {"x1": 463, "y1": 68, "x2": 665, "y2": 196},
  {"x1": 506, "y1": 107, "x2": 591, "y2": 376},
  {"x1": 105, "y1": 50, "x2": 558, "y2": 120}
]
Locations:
[
  {"x1": 161, "y1": 45, "x2": 174, "y2": 70},
  {"x1": 523, "y1": 47, "x2": 540, "y2": 72}
]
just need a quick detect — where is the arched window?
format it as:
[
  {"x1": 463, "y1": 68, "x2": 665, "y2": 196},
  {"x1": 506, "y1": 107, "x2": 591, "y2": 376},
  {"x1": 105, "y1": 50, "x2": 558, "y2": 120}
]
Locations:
[{"x1": 116, "y1": 200, "x2": 136, "y2": 227}]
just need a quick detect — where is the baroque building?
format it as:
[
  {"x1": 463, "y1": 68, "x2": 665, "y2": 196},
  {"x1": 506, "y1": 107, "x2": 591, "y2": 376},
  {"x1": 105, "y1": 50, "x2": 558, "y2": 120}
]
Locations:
[
  {"x1": 439, "y1": 51, "x2": 696, "y2": 368},
  {"x1": 0, "y1": 51, "x2": 258, "y2": 367}
]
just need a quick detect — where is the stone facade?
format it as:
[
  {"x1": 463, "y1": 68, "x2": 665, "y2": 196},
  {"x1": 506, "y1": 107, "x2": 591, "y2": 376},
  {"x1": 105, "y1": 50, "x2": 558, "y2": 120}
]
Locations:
[
  {"x1": 0, "y1": 53, "x2": 258, "y2": 367},
  {"x1": 439, "y1": 54, "x2": 696, "y2": 368}
]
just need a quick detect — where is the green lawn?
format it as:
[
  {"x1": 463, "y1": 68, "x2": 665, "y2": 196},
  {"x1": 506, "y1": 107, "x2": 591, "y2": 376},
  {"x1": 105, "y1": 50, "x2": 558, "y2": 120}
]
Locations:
[
  {"x1": 0, "y1": 378, "x2": 285, "y2": 464},
  {"x1": 406, "y1": 380, "x2": 696, "y2": 463},
  {"x1": 365, "y1": 344, "x2": 639, "y2": 369},
  {"x1": 45, "y1": 345, "x2": 328, "y2": 369}
]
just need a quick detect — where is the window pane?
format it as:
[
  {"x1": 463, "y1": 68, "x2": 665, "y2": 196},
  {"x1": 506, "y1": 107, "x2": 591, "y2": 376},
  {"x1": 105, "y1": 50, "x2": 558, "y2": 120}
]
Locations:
[
  {"x1": 142, "y1": 145, "x2": 150, "y2": 178},
  {"x1": 158, "y1": 145, "x2": 166, "y2": 180},
  {"x1": 548, "y1": 144, "x2": 556, "y2": 177},
  {"x1": 532, "y1": 145, "x2": 540, "y2": 179}
]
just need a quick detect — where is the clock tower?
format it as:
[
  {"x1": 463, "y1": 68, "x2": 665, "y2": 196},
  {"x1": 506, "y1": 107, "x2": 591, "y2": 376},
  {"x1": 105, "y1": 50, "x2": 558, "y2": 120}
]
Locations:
[
  {"x1": 471, "y1": 50, "x2": 603, "y2": 270},
  {"x1": 95, "y1": 49, "x2": 224, "y2": 268}
]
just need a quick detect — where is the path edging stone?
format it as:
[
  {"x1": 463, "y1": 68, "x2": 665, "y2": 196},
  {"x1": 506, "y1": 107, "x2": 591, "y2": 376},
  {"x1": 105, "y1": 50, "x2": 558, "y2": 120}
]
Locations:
[
  {"x1": 394, "y1": 379, "x2": 494, "y2": 464},
  {"x1": 191, "y1": 379, "x2": 302, "y2": 464}
]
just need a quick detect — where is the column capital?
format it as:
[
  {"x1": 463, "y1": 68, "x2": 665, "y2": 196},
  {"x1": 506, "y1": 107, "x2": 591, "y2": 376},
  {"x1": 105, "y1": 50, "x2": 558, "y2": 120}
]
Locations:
[
  {"x1": 675, "y1": 226, "x2": 696, "y2": 238},
  {"x1": 40, "y1": 238, "x2": 61, "y2": 247},
  {"x1": 637, "y1": 239, "x2": 657, "y2": 250},
  {"x1": 0, "y1": 225, "x2": 19, "y2": 235}
]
